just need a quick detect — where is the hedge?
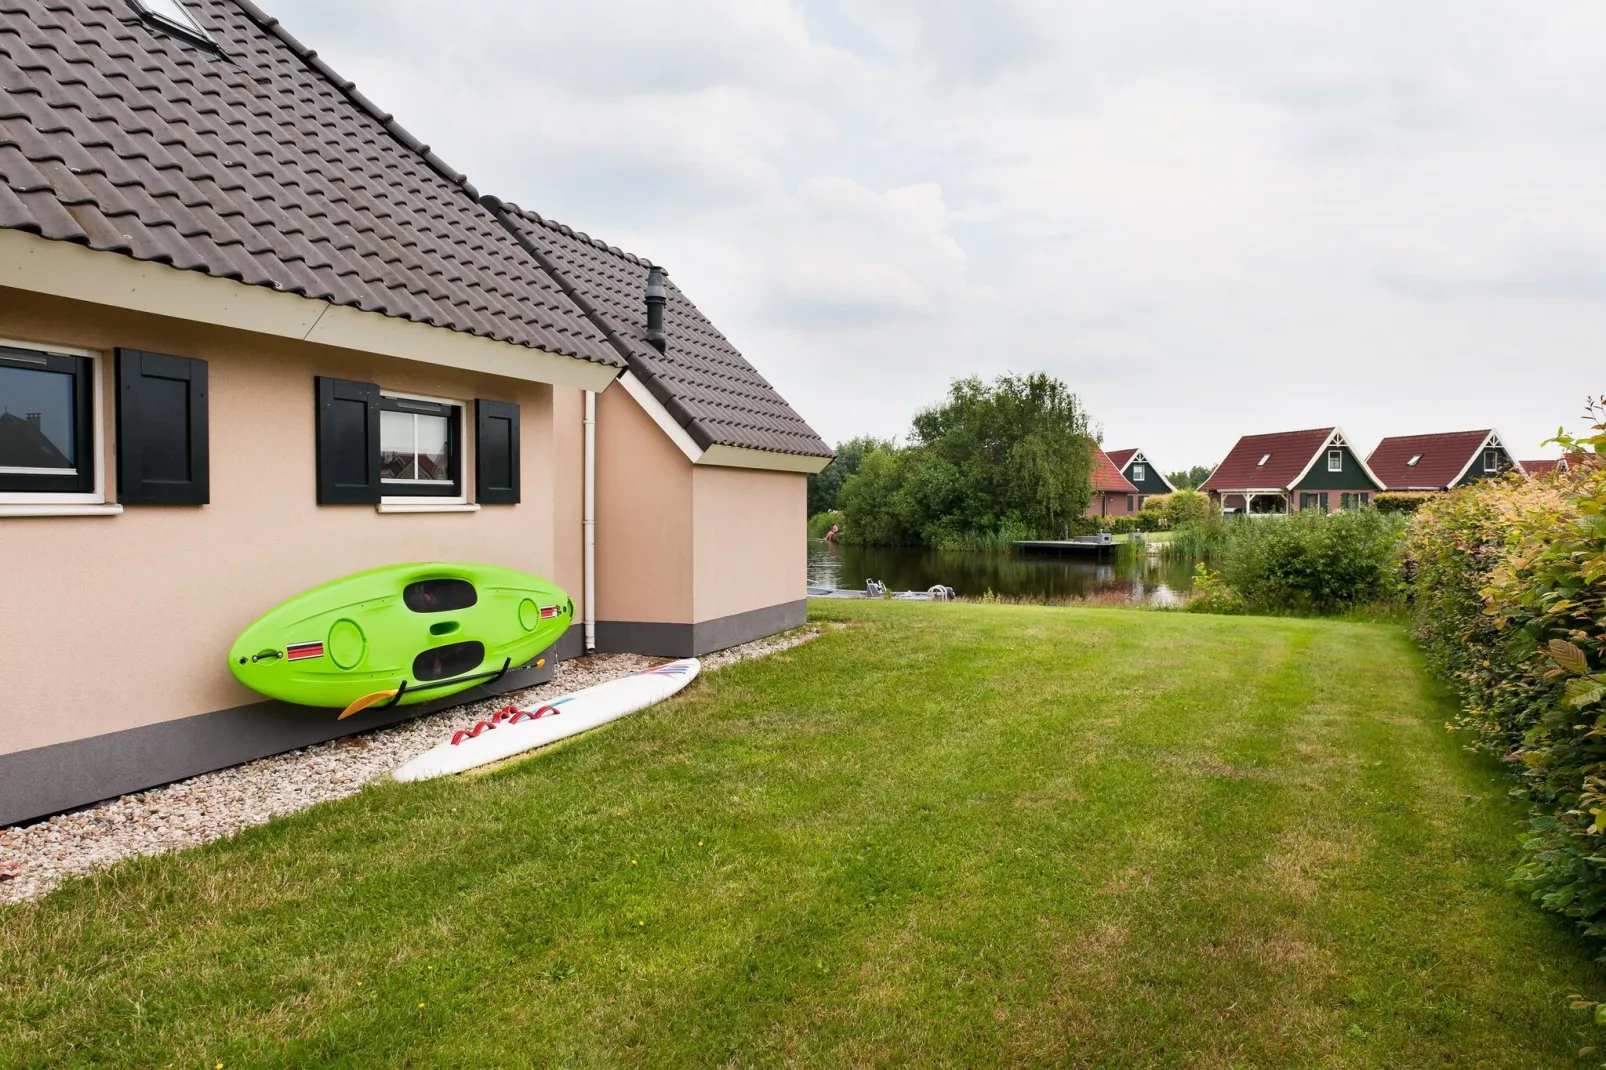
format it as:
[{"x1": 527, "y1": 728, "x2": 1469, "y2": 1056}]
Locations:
[{"x1": 1405, "y1": 403, "x2": 1605, "y2": 947}]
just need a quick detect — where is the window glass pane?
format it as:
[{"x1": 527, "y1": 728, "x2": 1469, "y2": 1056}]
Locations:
[
  {"x1": 414, "y1": 413, "x2": 450, "y2": 482},
  {"x1": 136, "y1": 0, "x2": 210, "y2": 36},
  {"x1": 0, "y1": 365, "x2": 75, "y2": 471},
  {"x1": 380, "y1": 409, "x2": 417, "y2": 480}
]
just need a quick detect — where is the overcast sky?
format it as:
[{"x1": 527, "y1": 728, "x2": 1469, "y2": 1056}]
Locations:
[{"x1": 273, "y1": 0, "x2": 1603, "y2": 470}]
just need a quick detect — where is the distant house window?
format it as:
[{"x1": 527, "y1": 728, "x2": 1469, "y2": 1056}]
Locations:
[
  {"x1": 1126, "y1": 495, "x2": 1135, "y2": 512},
  {"x1": 1327, "y1": 449, "x2": 1342, "y2": 472},
  {"x1": 0, "y1": 344, "x2": 96, "y2": 497},
  {"x1": 1340, "y1": 492, "x2": 1372, "y2": 510},
  {"x1": 380, "y1": 394, "x2": 463, "y2": 499},
  {"x1": 1257, "y1": 454, "x2": 1271, "y2": 466},
  {"x1": 1132, "y1": 464, "x2": 1146, "y2": 482},
  {"x1": 1483, "y1": 449, "x2": 1498, "y2": 473},
  {"x1": 1406, "y1": 454, "x2": 1421, "y2": 467}
]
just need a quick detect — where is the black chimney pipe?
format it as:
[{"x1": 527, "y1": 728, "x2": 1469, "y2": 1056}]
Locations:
[{"x1": 645, "y1": 265, "x2": 667, "y2": 353}]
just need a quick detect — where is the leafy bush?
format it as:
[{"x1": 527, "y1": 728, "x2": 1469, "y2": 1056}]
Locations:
[
  {"x1": 1219, "y1": 509, "x2": 1407, "y2": 614},
  {"x1": 1406, "y1": 401, "x2": 1605, "y2": 946},
  {"x1": 1184, "y1": 564, "x2": 1247, "y2": 614},
  {"x1": 807, "y1": 510, "x2": 845, "y2": 540},
  {"x1": 1375, "y1": 491, "x2": 1438, "y2": 515}
]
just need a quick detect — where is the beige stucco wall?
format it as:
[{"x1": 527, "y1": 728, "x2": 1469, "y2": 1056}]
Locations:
[
  {"x1": 0, "y1": 289, "x2": 570, "y2": 756},
  {"x1": 593, "y1": 380, "x2": 694, "y2": 624},
  {"x1": 691, "y1": 465, "x2": 807, "y2": 622}
]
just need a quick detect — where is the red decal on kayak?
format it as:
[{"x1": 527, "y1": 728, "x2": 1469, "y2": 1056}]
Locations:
[
  {"x1": 286, "y1": 641, "x2": 325, "y2": 661},
  {"x1": 540, "y1": 605, "x2": 559, "y2": 619}
]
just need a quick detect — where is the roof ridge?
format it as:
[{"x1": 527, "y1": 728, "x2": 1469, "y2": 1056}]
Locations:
[
  {"x1": 228, "y1": 0, "x2": 482, "y2": 201},
  {"x1": 483, "y1": 198, "x2": 656, "y2": 268}
]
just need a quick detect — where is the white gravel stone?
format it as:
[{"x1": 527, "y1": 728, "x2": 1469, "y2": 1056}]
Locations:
[{"x1": 0, "y1": 627, "x2": 821, "y2": 905}]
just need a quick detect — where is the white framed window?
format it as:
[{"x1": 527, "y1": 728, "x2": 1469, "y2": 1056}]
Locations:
[
  {"x1": 1483, "y1": 449, "x2": 1498, "y2": 473},
  {"x1": 379, "y1": 391, "x2": 465, "y2": 503},
  {"x1": 0, "y1": 338, "x2": 118, "y2": 516},
  {"x1": 130, "y1": 0, "x2": 215, "y2": 46},
  {"x1": 1327, "y1": 449, "x2": 1342, "y2": 472},
  {"x1": 1132, "y1": 463, "x2": 1146, "y2": 482},
  {"x1": 1257, "y1": 453, "x2": 1271, "y2": 467},
  {"x1": 1406, "y1": 454, "x2": 1421, "y2": 467}
]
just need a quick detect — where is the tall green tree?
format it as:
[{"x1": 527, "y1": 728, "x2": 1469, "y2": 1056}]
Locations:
[
  {"x1": 1166, "y1": 465, "x2": 1215, "y2": 490},
  {"x1": 807, "y1": 435, "x2": 888, "y2": 516},
  {"x1": 841, "y1": 373, "x2": 1093, "y2": 547}
]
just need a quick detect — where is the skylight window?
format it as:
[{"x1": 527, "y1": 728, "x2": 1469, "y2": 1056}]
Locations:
[
  {"x1": 1407, "y1": 454, "x2": 1421, "y2": 467},
  {"x1": 130, "y1": 0, "x2": 214, "y2": 46},
  {"x1": 1257, "y1": 454, "x2": 1271, "y2": 466}
]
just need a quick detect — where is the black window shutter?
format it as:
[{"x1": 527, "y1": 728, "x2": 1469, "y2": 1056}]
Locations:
[
  {"x1": 475, "y1": 399, "x2": 521, "y2": 505},
  {"x1": 116, "y1": 348, "x2": 209, "y2": 505},
  {"x1": 316, "y1": 377, "x2": 380, "y2": 504}
]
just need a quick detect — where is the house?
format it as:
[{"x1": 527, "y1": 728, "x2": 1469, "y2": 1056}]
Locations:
[
  {"x1": 0, "y1": 0, "x2": 829, "y2": 826},
  {"x1": 1200, "y1": 428, "x2": 1384, "y2": 513},
  {"x1": 1521, "y1": 458, "x2": 1566, "y2": 477},
  {"x1": 1086, "y1": 446, "x2": 1141, "y2": 517},
  {"x1": 1367, "y1": 430, "x2": 1524, "y2": 491},
  {"x1": 1105, "y1": 448, "x2": 1176, "y2": 507}
]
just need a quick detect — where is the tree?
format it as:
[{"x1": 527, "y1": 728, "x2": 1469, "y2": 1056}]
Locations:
[
  {"x1": 807, "y1": 435, "x2": 888, "y2": 516},
  {"x1": 1166, "y1": 465, "x2": 1215, "y2": 490},
  {"x1": 840, "y1": 372, "x2": 1093, "y2": 546}
]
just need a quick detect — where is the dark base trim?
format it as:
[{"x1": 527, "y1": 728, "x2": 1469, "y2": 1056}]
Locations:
[
  {"x1": 0, "y1": 651, "x2": 557, "y2": 829},
  {"x1": 555, "y1": 623, "x2": 585, "y2": 662},
  {"x1": 594, "y1": 599, "x2": 806, "y2": 658}
]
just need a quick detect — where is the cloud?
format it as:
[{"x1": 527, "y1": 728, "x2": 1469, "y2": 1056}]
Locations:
[{"x1": 264, "y1": 0, "x2": 1606, "y2": 467}]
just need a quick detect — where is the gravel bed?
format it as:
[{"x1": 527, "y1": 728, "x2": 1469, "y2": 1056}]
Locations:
[{"x1": 0, "y1": 627, "x2": 822, "y2": 905}]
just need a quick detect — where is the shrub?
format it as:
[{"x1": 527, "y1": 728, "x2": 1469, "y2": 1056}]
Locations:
[
  {"x1": 1401, "y1": 474, "x2": 1569, "y2": 751},
  {"x1": 1185, "y1": 563, "x2": 1247, "y2": 614},
  {"x1": 1404, "y1": 399, "x2": 1606, "y2": 949},
  {"x1": 1165, "y1": 490, "x2": 1214, "y2": 527},
  {"x1": 1375, "y1": 491, "x2": 1438, "y2": 515},
  {"x1": 1220, "y1": 509, "x2": 1407, "y2": 614},
  {"x1": 807, "y1": 511, "x2": 845, "y2": 540},
  {"x1": 1404, "y1": 401, "x2": 1605, "y2": 946}
]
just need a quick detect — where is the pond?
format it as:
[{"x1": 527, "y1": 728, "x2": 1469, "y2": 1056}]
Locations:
[{"x1": 807, "y1": 540, "x2": 1197, "y2": 605}]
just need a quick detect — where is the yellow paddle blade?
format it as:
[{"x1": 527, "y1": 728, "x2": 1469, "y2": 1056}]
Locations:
[{"x1": 338, "y1": 690, "x2": 400, "y2": 721}]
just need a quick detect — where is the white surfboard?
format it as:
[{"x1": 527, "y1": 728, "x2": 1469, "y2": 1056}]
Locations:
[{"x1": 393, "y1": 659, "x2": 700, "y2": 782}]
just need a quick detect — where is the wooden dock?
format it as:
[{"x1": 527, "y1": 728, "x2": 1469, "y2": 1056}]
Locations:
[{"x1": 1014, "y1": 539, "x2": 1117, "y2": 555}]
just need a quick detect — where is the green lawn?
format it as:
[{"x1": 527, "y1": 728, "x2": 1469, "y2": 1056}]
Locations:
[{"x1": 3, "y1": 602, "x2": 1604, "y2": 1067}]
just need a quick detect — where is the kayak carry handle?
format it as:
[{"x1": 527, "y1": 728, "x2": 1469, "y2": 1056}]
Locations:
[{"x1": 338, "y1": 657, "x2": 515, "y2": 720}]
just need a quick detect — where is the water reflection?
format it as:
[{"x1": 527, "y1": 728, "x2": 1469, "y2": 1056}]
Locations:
[{"x1": 807, "y1": 541, "x2": 1195, "y2": 605}]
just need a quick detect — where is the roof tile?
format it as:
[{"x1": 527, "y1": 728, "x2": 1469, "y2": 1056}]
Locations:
[
  {"x1": 0, "y1": 0, "x2": 621, "y2": 368},
  {"x1": 492, "y1": 202, "x2": 830, "y2": 459},
  {"x1": 1200, "y1": 428, "x2": 1336, "y2": 492},
  {"x1": 1366, "y1": 430, "x2": 1493, "y2": 490}
]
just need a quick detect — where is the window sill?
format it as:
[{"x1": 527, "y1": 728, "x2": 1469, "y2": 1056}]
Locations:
[
  {"x1": 0, "y1": 502, "x2": 123, "y2": 518},
  {"x1": 375, "y1": 502, "x2": 480, "y2": 514}
]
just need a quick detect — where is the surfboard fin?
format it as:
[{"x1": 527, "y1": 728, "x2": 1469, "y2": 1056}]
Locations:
[{"x1": 338, "y1": 690, "x2": 400, "y2": 720}]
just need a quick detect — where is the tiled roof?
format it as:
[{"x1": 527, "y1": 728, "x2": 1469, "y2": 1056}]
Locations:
[
  {"x1": 1199, "y1": 428, "x2": 1335, "y2": 492},
  {"x1": 1090, "y1": 446, "x2": 1138, "y2": 493},
  {"x1": 489, "y1": 201, "x2": 831, "y2": 459},
  {"x1": 1521, "y1": 459, "x2": 1561, "y2": 476},
  {"x1": 1366, "y1": 431, "x2": 1492, "y2": 490},
  {"x1": 0, "y1": 0, "x2": 621, "y2": 367},
  {"x1": 1105, "y1": 448, "x2": 1137, "y2": 470}
]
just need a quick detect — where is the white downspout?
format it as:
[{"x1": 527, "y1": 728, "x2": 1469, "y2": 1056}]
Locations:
[{"x1": 583, "y1": 389, "x2": 597, "y2": 653}]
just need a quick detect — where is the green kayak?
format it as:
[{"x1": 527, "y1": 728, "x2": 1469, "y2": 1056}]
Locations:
[{"x1": 228, "y1": 563, "x2": 573, "y2": 717}]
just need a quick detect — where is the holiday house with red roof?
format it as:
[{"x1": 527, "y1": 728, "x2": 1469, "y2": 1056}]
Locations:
[
  {"x1": 1200, "y1": 428, "x2": 1384, "y2": 514},
  {"x1": 1367, "y1": 430, "x2": 1523, "y2": 491},
  {"x1": 1105, "y1": 448, "x2": 1175, "y2": 504},
  {"x1": 1085, "y1": 446, "x2": 1141, "y2": 517}
]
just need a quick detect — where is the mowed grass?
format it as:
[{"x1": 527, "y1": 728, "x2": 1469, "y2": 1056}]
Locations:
[{"x1": 3, "y1": 603, "x2": 1605, "y2": 1068}]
